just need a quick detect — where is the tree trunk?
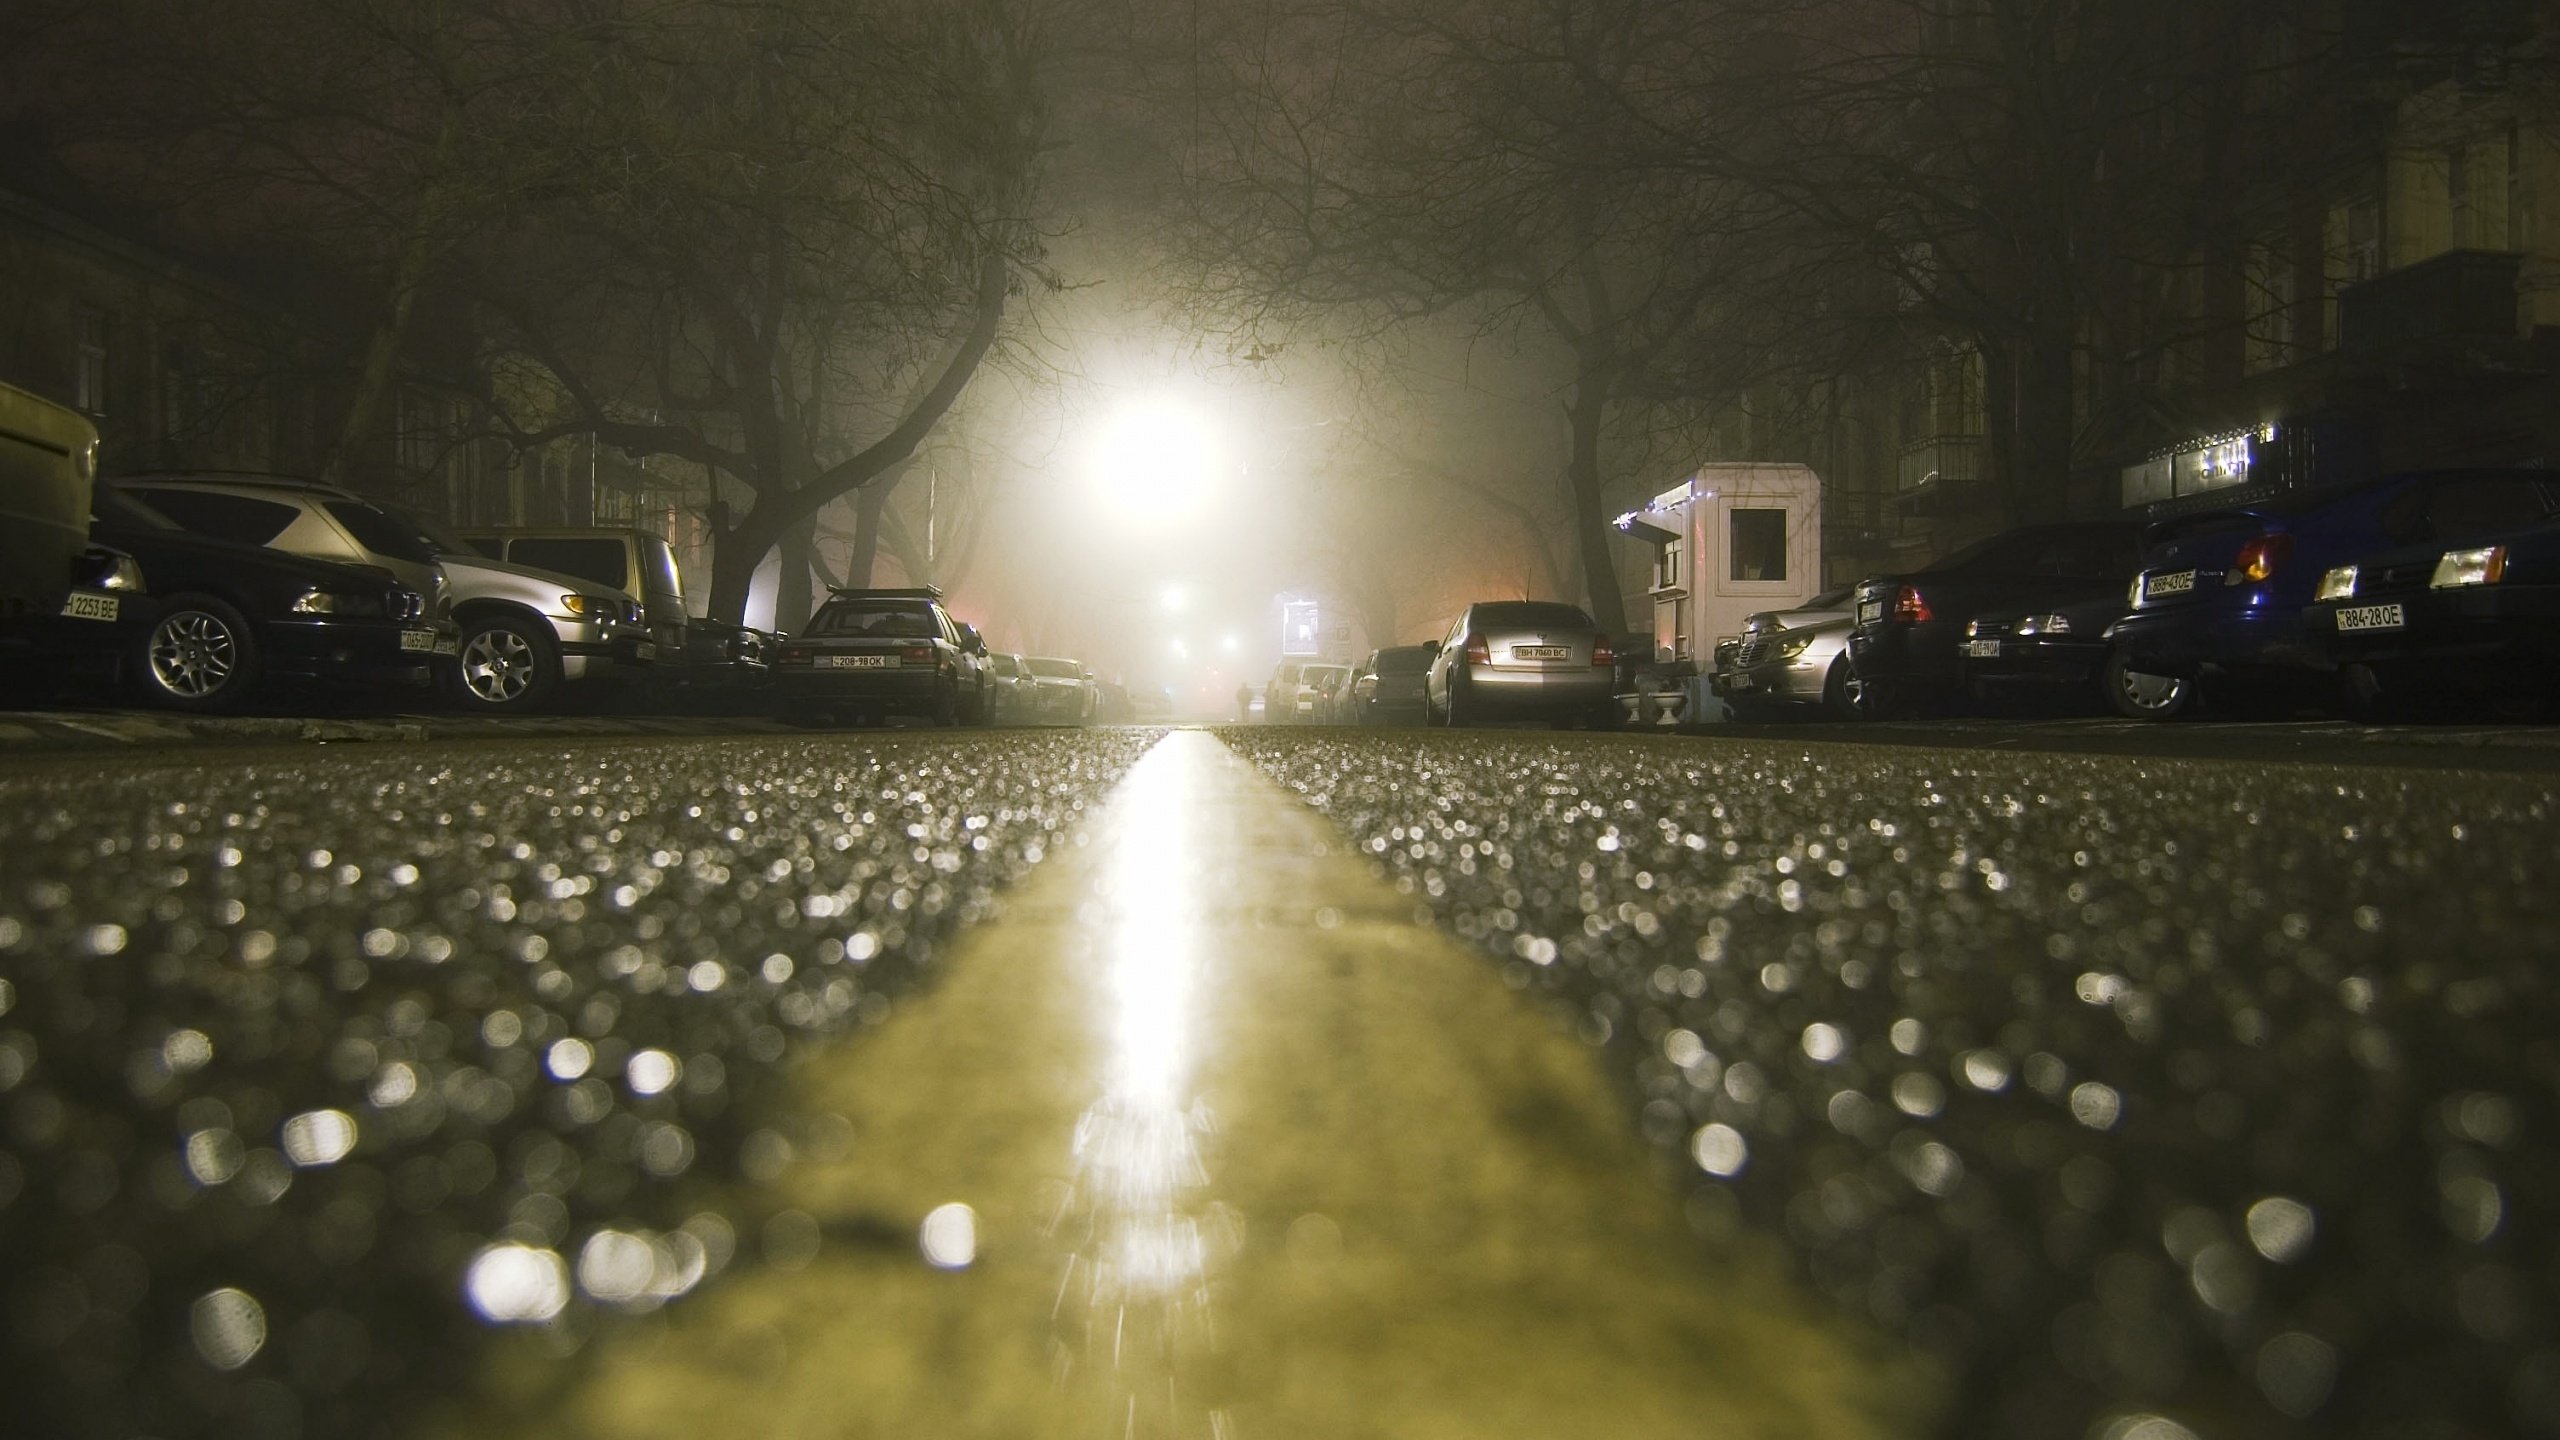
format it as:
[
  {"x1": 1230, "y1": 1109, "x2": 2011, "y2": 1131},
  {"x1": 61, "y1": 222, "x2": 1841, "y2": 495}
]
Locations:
[
  {"x1": 848, "y1": 472, "x2": 901, "y2": 587},
  {"x1": 1563, "y1": 375, "x2": 1629, "y2": 634},
  {"x1": 774, "y1": 515, "x2": 818, "y2": 635},
  {"x1": 2013, "y1": 329, "x2": 2077, "y2": 523}
]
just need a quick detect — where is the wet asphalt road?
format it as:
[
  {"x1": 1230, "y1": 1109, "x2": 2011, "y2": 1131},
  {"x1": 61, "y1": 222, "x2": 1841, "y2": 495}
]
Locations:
[{"x1": 0, "y1": 723, "x2": 2554, "y2": 1440}]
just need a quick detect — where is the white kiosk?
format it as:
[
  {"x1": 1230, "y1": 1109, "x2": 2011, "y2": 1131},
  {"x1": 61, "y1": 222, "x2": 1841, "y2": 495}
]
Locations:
[{"x1": 1615, "y1": 462, "x2": 1824, "y2": 723}]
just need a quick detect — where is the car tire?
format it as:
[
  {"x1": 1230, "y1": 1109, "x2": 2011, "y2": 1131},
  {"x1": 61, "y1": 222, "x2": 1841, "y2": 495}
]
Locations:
[
  {"x1": 930, "y1": 683, "x2": 961, "y2": 727},
  {"x1": 1822, "y1": 658, "x2": 1862, "y2": 720},
  {"x1": 135, "y1": 594, "x2": 262, "y2": 713},
  {"x1": 1444, "y1": 678, "x2": 1474, "y2": 728},
  {"x1": 450, "y1": 613, "x2": 562, "y2": 714},
  {"x1": 2103, "y1": 648, "x2": 2193, "y2": 721}
]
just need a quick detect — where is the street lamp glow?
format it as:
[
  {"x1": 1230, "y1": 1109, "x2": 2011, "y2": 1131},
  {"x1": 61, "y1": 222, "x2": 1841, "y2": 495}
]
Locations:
[
  {"x1": 1086, "y1": 398, "x2": 1223, "y2": 527},
  {"x1": 1160, "y1": 584, "x2": 1190, "y2": 614},
  {"x1": 1219, "y1": 634, "x2": 1239, "y2": 653}
]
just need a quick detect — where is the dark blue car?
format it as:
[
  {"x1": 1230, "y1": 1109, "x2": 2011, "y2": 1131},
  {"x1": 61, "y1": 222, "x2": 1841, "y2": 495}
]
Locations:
[
  {"x1": 2303, "y1": 483, "x2": 2560, "y2": 717},
  {"x1": 2102, "y1": 469, "x2": 2557, "y2": 719}
]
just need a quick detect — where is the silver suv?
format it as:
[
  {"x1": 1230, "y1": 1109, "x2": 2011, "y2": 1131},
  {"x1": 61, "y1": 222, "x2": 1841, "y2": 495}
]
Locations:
[{"x1": 114, "y1": 475, "x2": 647, "y2": 714}]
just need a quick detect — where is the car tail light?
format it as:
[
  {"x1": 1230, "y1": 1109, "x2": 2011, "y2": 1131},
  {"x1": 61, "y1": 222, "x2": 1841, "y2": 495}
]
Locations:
[
  {"x1": 2432, "y1": 545, "x2": 2507, "y2": 588},
  {"x1": 1892, "y1": 585, "x2": 1932, "y2": 623},
  {"x1": 1591, "y1": 634, "x2": 1615, "y2": 667},
  {"x1": 1463, "y1": 632, "x2": 1490, "y2": 664},
  {"x1": 2230, "y1": 534, "x2": 2292, "y2": 584},
  {"x1": 903, "y1": 645, "x2": 935, "y2": 664},
  {"x1": 780, "y1": 645, "x2": 810, "y2": 663}
]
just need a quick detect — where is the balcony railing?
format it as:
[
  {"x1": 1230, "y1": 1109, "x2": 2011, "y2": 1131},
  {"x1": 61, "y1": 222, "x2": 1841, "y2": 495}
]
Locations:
[
  {"x1": 1897, "y1": 435, "x2": 1981, "y2": 493},
  {"x1": 2338, "y1": 249, "x2": 2523, "y2": 352}
]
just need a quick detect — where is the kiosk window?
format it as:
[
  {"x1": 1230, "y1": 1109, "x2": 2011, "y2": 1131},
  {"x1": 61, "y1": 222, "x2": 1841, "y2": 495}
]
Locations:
[{"x1": 1730, "y1": 509, "x2": 1786, "y2": 582}]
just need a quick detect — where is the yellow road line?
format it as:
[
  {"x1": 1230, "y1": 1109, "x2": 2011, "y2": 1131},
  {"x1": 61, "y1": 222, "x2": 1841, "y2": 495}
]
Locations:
[{"x1": 428, "y1": 731, "x2": 1931, "y2": 1439}]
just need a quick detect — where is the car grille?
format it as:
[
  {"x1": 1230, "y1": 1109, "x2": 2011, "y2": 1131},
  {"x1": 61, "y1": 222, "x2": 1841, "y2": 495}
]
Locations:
[{"x1": 1734, "y1": 634, "x2": 1780, "y2": 666}]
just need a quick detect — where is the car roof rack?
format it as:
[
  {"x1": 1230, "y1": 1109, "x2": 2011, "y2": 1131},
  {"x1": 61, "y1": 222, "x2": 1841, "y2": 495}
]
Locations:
[{"x1": 825, "y1": 585, "x2": 943, "y2": 600}]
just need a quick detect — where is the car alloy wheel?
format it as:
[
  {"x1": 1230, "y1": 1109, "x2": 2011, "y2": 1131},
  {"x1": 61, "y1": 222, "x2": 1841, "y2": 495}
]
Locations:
[
  {"x1": 148, "y1": 609, "x2": 241, "y2": 702},
  {"x1": 461, "y1": 627, "x2": 536, "y2": 703},
  {"x1": 1823, "y1": 657, "x2": 1863, "y2": 720}
]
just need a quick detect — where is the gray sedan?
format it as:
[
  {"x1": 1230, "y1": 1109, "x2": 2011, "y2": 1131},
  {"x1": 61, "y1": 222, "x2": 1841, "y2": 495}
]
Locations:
[
  {"x1": 1425, "y1": 600, "x2": 1617, "y2": 727},
  {"x1": 1710, "y1": 587, "x2": 1860, "y2": 720}
]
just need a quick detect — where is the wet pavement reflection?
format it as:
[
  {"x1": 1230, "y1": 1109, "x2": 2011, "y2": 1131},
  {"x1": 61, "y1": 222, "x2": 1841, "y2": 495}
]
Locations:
[
  {"x1": 1224, "y1": 727, "x2": 2560, "y2": 1440},
  {"x1": 417, "y1": 729, "x2": 1917, "y2": 1440}
]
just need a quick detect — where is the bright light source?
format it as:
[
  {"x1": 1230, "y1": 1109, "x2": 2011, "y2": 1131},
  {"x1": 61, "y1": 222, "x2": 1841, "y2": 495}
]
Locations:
[
  {"x1": 1169, "y1": 639, "x2": 1189, "y2": 659},
  {"x1": 1160, "y1": 584, "x2": 1189, "y2": 614},
  {"x1": 1086, "y1": 398, "x2": 1224, "y2": 528},
  {"x1": 1219, "y1": 634, "x2": 1238, "y2": 653}
]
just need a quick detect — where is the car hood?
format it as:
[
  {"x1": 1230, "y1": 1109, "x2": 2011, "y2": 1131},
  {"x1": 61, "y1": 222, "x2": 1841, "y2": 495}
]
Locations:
[
  {"x1": 438, "y1": 553, "x2": 619, "y2": 601},
  {"x1": 1745, "y1": 605, "x2": 1853, "y2": 632}
]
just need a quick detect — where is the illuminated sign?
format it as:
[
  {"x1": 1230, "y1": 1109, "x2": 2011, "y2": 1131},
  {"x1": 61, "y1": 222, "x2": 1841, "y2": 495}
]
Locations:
[{"x1": 1279, "y1": 599, "x2": 1320, "y2": 657}]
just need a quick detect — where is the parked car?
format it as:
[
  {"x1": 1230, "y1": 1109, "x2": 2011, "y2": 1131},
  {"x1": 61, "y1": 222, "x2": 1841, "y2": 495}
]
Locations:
[
  {"x1": 1022, "y1": 656, "x2": 1097, "y2": 724},
  {"x1": 1425, "y1": 600, "x2": 1618, "y2": 728},
  {"x1": 2104, "y1": 470, "x2": 2555, "y2": 720},
  {"x1": 91, "y1": 487, "x2": 447, "y2": 712},
  {"x1": 2304, "y1": 486, "x2": 2560, "y2": 717},
  {"x1": 1710, "y1": 586, "x2": 1857, "y2": 720},
  {"x1": 1347, "y1": 645, "x2": 1434, "y2": 725},
  {"x1": 0, "y1": 382, "x2": 147, "y2": 689},
  {"x1": 772, "y1": 587, "x2": 992, "y2": 726},
  {"x1": 1849, "y1": 522, "x2": 2143, "y2": 718},
  {"x1": 453, "y1": 526, "x2": 689, "y2": 667},
  {"x1": 1096, "y1": 679, "x2": 1135, "y2": 724},
  {"x1": 1955, "y1": 587, "x2": 2129, "y2": 713},
  {"x1": 982, "y1": 652, "x2": 1032, "y2": 723},
  {"x1": 1262, "y1": 660, "x2": 1307, "y2": 723},
  {"x1": 1285, "y1": 663, "x2": 1352, "y2": 723},
  {"x1": 113, "y1": 475, "x2": 648, "y2": 715}
]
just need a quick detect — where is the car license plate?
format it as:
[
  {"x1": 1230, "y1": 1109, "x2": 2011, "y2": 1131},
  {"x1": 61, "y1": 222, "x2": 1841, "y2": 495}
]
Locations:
[
  {"x1": 1725, "y1": 673, "x2": 1753, "y2": 691},
  {"x1": 819, "y1": 654, "x2": 890, "y2": 669},
  {"x1": 1857, "y1": 600, "x2": 1882, "y2": 625},
  {"x1": 435, "y1": 636, "x2": 458, "y2": 656},
  {"x1": 1966, "y1": 639, "x2": 2000, "y2": 658},
  {"x1": 2146, "y1": 569, "x2": 2196, "y2": 599},
  {"x1": 1512, "y1": 645, "x2": 1571, "y2": 660},
  {"x1": 636, "y1": 642, "x2": 657, "y2": 661},
  {"x1": 2334, "y1": 603, "x2": 2404, "y2": 632},
  {"x1": 58, "y1": 591, "x2": 118, "y2": 621},
  {"x1": 401, "y1": 627, "x2": 437, "y2": 652}
]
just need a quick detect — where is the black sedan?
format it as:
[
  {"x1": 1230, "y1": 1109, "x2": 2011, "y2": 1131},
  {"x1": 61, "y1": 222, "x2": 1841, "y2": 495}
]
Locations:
[
  {"x1": 2305, "y1": 505, "x2": 2560, "y2": 718},
  {"x1": 1848, "y1": 521, "x2": 2142, "y2": 717},
  {"x1": 92, "y1": 486, "x2": 451, "y2": 712},
  {"x1": 1955, "y1": 587, "x2": 2131, "y2": 712}
]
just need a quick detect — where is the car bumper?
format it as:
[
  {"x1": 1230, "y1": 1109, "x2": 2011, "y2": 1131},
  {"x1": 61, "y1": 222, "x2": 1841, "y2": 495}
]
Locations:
[
  {"x1": 1846, "y1": 621, "x2": 1962, "y2": 689},
  {"x1": 1712, "y1": 653, "x2": 1830, "y2": 705},
  {"x1": 774, "y1": 667, "x2": 947, "y2": 706},
  {"x1": 2105, "y1": 605, "x2": 2325, "y2": 673},
  {"x1": 1457, "y1": 666, "x2": 1615, "y2": 712},
  {"x1": 1958, "y1": 636, "x2": 2108, "y2": 687},
  {"x1": 265, "y1": 617, "x2": 450, "y2": 687},
  {"x1": 2307, "y1": 585, "x2": 2560, "y2": 687}
]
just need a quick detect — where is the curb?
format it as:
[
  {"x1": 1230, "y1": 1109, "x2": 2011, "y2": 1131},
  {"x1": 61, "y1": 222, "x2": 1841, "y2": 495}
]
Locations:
[{"x1": 0, "y1": 709, "x2": 804, "y2": 755}]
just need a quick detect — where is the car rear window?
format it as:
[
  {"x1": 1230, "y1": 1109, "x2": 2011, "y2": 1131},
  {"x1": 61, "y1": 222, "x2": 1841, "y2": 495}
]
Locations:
[
  {"x1": 807, "y1": 601, "x2": 939, "y2": 638},
  {"x1": 1027, "y1": 658, "x2": 1082, "y2": 678},
  {"x1": 131, "y1": 489, "x2": 299, "y2": 547},
  {"x1": 1374, "y1": 647, "x2": 1432, "y2": 674},
  {"x1": 323, "y1": 500, "x2": 440, "y2": 565},
  {"x1": 1474, "y1": 602, "x2": 1593, "y2": 629},
  {"x1": 509, "y1": 538, "x2": 630, "y2": 591}
]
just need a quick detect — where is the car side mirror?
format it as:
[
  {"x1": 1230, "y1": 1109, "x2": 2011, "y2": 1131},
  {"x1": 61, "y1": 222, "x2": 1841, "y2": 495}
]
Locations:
[
  {"x1": 1422, "y1": 640, "x2": 1441, "y2": 655},
  {"x1": 958, "y1": 623, "x2": 985, "y2": 655}
]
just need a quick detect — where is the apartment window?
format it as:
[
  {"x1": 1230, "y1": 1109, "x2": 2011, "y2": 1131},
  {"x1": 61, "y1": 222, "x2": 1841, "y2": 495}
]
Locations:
[
  {"x1": 2245, "y1": 239, "x2": 2297, "y2": 374},
  {"x1": 75, "y1": 309, "x2": 109, "y2": 415},
  {"x1": 1730, "y1": 509, "x2": 1787, "y2": 582}
]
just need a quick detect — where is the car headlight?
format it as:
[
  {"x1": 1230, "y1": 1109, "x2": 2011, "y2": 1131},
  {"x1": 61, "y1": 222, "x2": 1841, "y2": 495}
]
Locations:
[
  {"x1": 292, "y1": 587, "x2": 366, "y2": 615},
  {"x1": 78, "y1": 550, "x2": 145, "y2": 592},
  {"x1": 1963, "y1": 619, "x2": 1982, "y2": 638},
  {"x1": 2315, "y1": 566, "x2": 2358, "y2": 602},
  {"x1": 2128, "y1": 574, "x2": 2145, "y2": 608},
  {"x1": 2016, "y1": 613, "x2": 2069, "y2": 637},
  {"x1": 561, "y1": 593, "x2": 598, "y2": 617},
  {"x1": 1778, "y1": 632, "x2": 1816, "y2": 659},
  {"x1": 2431, "y1": 546, "x2": 2506, "y2": 589}
]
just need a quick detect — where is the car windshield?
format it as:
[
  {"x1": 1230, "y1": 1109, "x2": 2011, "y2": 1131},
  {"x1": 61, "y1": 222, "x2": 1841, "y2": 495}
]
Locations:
[
  {"x1": 807, "y1": 601, "x2": 939, "y2": 638},
  {"x1": 1803, "y1": 586, "x2": 1854, "y2": 608},
  {"x1": 92, "y1": 487, "x2": 181, "y2": 531},
  {"x1": 1028, "y1": 658, "x2": 1083, "y2": 678},
  {"x1": 1374, "y1": 647, "x2": 1432, "y2": 674},
  {"x1": 324, "y1": 500, "x2": 442, "y2": 565},
  {"x1": 1474, "y1": 601, "x2": 1593, "y2": 629}
]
